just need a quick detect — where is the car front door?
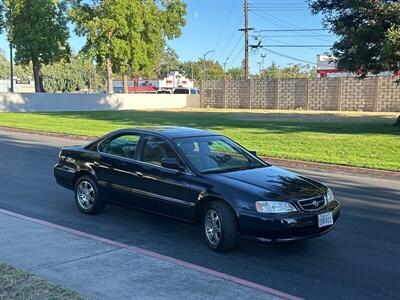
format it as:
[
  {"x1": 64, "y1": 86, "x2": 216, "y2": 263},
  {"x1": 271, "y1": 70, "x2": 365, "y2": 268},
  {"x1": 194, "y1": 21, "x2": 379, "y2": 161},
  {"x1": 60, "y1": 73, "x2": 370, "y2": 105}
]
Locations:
[{"x1": 133, "y1": 135, "x2": 198, "y2": 220}]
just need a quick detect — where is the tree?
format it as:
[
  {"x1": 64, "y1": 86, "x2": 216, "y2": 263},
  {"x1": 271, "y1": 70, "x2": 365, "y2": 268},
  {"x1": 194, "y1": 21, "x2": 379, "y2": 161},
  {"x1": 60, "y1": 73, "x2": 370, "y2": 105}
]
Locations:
[
  {"x1": 42, "y1": 55, "x2": 104, "y2": 93},
  {"x1": 70, "y1": 0, "x2": 186, "y2": 94},
  {"x1": 157, "y1": 46, "x2": 180, "y2": 78},
  {"x1": 0, "y1": 50, "x2": 32, "y2": 80},
  {"x1": 309, "y1": 0, "x2": 400, "y2": 125},
  {"x1": 0, "y1": 50, "x2": 8, "y2": 79},
  {"x1": 260, "y1": 62, "x2": 316, "y2": 79},
  {"x1": 179, "y1": 61, "x2": 200, "y2": 81},
  {"x1": 226, "y1": 67, "x2": 244, "y2": 80},
  {"x1": 0, "y1": 0, "x2": 71, "y2": 92},
  {"x1": 309, "y1": 0, "x2": 400, "y2": 76}
]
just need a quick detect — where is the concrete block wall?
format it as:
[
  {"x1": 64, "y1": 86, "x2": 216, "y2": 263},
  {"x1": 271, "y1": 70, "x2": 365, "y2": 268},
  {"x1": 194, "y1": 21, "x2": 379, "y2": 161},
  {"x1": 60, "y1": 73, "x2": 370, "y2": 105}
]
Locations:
[
  {"x1": 378, "y1": 78, "x2": 400, "y2": 112},
  {"x1": 250, "y1": 79, "x2": 277, "y2": 109},
  {"x1": 200, "y1": 77, "x2": 400, "y2": 112},
  {"x1": 341, "y1": 78, "x2": 375, "y2": 111}
]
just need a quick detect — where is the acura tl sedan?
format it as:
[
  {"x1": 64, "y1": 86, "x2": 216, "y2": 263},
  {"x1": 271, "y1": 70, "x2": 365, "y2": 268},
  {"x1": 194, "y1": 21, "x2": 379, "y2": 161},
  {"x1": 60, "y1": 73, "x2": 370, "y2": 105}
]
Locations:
[{"x1": 54, "y1": 127, "x2": 340, "y2": 251}]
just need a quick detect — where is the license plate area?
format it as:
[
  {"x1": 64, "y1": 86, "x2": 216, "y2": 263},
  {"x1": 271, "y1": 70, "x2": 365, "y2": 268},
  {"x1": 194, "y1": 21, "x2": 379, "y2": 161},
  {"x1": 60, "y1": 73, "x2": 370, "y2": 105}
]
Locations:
[{"x1": 318, "y1": 212, "x2": 333, "y2": 228}]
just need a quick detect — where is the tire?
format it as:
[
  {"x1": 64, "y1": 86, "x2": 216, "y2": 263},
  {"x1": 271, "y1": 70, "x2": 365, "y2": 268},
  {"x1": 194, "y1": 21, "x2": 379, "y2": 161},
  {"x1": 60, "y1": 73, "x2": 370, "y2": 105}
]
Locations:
[
  {"x1": 74, "y1": 175, "x2": 105, "y2": 215},
  {"x1": 203, "y1": 201, "x2": 238, "y2": 252}
]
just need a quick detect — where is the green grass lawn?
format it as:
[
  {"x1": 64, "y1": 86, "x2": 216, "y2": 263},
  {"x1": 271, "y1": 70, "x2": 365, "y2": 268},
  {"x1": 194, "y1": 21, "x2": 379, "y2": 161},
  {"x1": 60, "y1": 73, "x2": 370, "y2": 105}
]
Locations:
[
  {"x1": 0, "y1": 263, "x2": 83, "y2": 300},
  {"x1": 0, "y1": 109, "x2": 399, "y2": 171}
]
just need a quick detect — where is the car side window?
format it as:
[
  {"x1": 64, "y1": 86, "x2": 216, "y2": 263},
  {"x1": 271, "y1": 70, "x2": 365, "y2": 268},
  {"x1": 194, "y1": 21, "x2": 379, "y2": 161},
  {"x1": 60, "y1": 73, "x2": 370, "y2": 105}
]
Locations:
[
  {"x1": 99, "y1": 134, "x2": 141, "y2": 160},
  {"x1": 141, "y1": 136, "x2": 179, "y2": 166}
]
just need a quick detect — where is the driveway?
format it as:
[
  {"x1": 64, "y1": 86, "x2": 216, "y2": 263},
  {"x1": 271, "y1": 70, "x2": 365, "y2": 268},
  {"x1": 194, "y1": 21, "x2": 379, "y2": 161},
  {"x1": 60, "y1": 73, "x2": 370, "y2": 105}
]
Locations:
[{"x1": 0, "y1": 129, "x2": 399, "y2": 299}]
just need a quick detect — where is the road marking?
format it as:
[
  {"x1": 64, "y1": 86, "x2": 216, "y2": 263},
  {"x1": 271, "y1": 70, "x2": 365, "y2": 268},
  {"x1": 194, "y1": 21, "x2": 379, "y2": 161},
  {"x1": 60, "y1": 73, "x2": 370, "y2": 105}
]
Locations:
[{"x1": 0, "y1": 208, "x2": 303, "y2": 300}]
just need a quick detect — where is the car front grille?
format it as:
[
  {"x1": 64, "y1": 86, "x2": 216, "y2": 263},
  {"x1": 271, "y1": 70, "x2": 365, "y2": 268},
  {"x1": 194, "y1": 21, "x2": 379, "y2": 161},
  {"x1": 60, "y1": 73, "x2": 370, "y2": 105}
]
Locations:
[{"x1": 298, "y1": 195, "x2": 326, "y2": 211}]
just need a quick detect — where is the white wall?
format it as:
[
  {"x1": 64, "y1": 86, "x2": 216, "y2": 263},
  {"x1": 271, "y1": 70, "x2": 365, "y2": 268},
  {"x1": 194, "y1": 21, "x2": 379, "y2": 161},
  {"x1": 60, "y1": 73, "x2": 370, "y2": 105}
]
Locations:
[{"x1": 0, "y1": 93, "x2": 195, "y2": 112}]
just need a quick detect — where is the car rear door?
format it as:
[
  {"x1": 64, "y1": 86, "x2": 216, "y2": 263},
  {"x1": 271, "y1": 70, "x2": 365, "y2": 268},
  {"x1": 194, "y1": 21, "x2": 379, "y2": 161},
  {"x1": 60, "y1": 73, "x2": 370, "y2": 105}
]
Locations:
[
  {"x1": 133, "y1": 135, "x2": 198, "y2": 220},
  {"x1": 92, "y1": 133, "x2": 145, "y2": 205}
]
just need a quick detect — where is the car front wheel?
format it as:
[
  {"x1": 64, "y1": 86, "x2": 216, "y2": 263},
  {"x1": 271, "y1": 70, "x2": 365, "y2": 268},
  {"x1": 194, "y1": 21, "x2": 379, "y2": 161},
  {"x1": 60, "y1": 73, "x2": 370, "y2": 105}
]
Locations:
[
  {"x1": 203, "y1": 201, "x2": 238, "y2": 252},
  {"x1": 74, "y1": 176, "x2": 105, "y2": 215}
]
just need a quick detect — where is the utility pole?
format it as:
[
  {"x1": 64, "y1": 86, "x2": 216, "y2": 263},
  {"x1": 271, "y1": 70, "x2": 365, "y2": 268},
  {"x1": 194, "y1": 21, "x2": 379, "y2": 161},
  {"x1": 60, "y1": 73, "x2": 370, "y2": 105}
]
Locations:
[
  {"x1": 239, "y1": 0, "x2": 253, "y2": 79},
  {"x1": 244, "y1": 0, "x2": 249, "y2": 79},
  {"x1": 9, "y1": 1, "x2": 14, "y2": 93},
  {"x1": 9, "y1": 44, "x2": 14, "y2": 93}
]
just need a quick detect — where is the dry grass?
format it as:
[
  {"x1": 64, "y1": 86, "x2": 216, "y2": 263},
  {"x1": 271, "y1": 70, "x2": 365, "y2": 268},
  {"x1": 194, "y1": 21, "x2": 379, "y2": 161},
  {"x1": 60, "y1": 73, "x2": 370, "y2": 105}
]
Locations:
[{"x1": 0, "y1": 263, "x2": 83, "y2": 300}]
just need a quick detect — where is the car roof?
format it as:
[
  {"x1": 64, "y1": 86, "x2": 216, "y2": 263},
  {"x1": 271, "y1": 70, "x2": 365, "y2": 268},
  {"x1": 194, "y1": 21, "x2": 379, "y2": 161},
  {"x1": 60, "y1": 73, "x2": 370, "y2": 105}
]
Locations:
[{"x1": 117, "y1": 126, "x2": 218, "y2": 139}]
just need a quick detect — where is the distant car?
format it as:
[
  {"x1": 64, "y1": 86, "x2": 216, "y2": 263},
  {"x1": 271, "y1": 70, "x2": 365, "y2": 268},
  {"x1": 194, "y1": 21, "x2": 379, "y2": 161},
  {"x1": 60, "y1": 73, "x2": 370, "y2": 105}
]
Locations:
[
  {"x1": 54, "y1": 127, "x2": 340, "y2": 252},
  {"x1": 173, "y1": 87, "x2": 199, "y2": 95},
  {"x1": 156, "y1": 89, "x2": 172, "y2": 94}
]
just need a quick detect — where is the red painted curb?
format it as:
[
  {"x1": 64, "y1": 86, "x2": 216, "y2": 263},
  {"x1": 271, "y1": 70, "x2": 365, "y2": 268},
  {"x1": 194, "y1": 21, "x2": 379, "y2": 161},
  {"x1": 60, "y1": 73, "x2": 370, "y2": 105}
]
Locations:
[{"x1": 0, "y1": 208, "x2": 302, "y2": 300}]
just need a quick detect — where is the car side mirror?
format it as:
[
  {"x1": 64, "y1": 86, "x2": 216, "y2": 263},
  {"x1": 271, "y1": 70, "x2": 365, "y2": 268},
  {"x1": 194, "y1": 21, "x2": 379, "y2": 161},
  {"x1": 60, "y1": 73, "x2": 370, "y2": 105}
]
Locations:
[
  {"x1": 161, "y1": 158, "x2": 182, "y2": 171},
  {"x1": 249, "y1": 150, "x2": 257, "y2": 156}
]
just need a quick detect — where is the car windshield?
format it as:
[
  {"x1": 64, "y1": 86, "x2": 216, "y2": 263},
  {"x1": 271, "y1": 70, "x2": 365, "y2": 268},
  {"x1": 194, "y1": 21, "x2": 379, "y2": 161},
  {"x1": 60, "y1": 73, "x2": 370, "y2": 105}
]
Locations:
[{"x1": 175, "y1": 136, "x2": 266, "y2": 174}]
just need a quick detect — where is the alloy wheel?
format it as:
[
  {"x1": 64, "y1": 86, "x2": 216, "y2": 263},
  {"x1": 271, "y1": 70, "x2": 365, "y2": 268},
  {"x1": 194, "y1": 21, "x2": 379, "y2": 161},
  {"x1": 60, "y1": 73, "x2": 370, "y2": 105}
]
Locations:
[
  {"x1": 76, "y1": 180, "x2": 95, "y2": 210},
  {"x1": 205, "y1": 208, "x2": 222, "y2": 246}
]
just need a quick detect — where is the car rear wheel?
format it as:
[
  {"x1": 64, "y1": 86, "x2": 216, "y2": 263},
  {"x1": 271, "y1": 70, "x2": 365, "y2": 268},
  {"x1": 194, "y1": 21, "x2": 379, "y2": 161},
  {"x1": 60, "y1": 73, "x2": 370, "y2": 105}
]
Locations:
[
  {"x1": 203, "y1": 201, "x2": 238, "y2": 252},
  {"x1": 74, "y1": 176, "x2": 105, "y2": 215}
]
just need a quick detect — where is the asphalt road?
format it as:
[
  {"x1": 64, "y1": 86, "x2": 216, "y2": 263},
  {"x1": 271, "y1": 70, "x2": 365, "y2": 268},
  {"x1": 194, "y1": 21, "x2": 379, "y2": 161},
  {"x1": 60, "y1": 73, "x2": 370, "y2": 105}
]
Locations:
[{"x1": 0, "y1": 129, "x2": 399, "y2": 299}]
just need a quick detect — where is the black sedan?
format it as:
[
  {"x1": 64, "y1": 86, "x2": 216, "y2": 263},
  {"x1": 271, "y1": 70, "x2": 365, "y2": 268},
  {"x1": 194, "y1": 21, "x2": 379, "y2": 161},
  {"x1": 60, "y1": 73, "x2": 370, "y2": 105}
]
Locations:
[{"x1": 54, "y1": 127, "x2": 340, "y2": 251}]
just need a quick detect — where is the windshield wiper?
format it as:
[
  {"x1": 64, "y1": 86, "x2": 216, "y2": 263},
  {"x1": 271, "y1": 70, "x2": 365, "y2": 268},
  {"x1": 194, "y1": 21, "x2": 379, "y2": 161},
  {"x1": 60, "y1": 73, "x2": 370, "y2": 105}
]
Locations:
[{"x1": 203, "y1": 165, "x2": 262, "y2": 174}]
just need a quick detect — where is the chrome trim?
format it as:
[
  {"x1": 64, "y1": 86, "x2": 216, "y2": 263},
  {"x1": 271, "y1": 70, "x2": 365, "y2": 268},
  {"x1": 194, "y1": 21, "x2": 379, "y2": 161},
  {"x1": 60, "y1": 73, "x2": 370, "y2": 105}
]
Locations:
[
  {"x1": 54, "y1": 164, "x2": 77, "y2": 174},
  {"x1": 97, "y1": 181, "x2": 195, "y2": 207},
  {"x1": 96, "y1": 135, "x2": 194, "y2": 175},
  {"x1": 297, "y1": 195, "x2": 327, "y2": 211}
]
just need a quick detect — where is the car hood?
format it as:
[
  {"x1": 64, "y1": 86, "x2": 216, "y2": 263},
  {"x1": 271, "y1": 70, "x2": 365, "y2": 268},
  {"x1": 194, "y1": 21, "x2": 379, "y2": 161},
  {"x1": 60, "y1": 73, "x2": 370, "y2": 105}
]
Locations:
[{"x1": 214, "y1": 166, "x2": 326, "y2": 201}]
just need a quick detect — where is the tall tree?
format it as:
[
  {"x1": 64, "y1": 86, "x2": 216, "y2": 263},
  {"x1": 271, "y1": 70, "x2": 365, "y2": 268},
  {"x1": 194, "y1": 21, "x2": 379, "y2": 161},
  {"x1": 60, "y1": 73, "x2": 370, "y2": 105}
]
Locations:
[
  {"x1": 309, "y1": 0, "x2": 400, "y2": 76},
  {"x1": 70, "y1": 0, "x2": 186, "y2": 94},
  {"x1": 226, "y1": 67, "x2": 244, "y2": 80},
  {"x1": 157, "y1": 46, "x2": 180, "y2": 78},
  {"x1": 42, "y1": 55, "x2": 104, "y2": 93},
  {"x1": 0, "y1": 0, "x2": 71, "y2": 92},
  {"x1": 309, "y1": 0, "x2": 400, "y2": 125}
]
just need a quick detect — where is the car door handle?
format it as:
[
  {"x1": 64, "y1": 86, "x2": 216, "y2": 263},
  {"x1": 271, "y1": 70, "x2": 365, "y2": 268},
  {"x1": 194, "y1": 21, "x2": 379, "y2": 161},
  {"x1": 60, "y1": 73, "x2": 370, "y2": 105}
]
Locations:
[
  {"x1": 93, "y1": 161, "x2": 100, "y2": 166},
  {"x1": 135, "y1": 171, "x2": 144, "y2": 177}
]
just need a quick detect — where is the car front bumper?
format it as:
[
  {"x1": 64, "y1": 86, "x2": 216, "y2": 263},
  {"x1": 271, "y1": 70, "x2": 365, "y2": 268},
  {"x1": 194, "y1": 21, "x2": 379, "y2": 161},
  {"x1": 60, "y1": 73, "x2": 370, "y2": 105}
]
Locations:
[{"x1": 238, "y1": 200, "x2": 341, "y2": 243}]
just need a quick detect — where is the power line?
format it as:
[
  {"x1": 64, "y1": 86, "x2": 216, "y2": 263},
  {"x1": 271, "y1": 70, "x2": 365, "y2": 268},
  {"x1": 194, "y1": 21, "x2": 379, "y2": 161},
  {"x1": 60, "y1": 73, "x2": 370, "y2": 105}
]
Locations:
[
  {"x1": 251, "y1": 10, "x2": 332, "y2": 43},
  {"x1": 211, "y1": 0, "x2": 238, "y2": 60},
  {"x1": 257, "y1": 29, "x2": 327, "y2": 32},
  {"x1": 262, "y1": 48, "x2": 317, "y2": 65},
  {"x1": 224, "y1": 35, "x2": 243, "y2": 63},
  {"x1": 216, "y1": 18, "x2": 243, "y2": 62},
  {"x1": 231, "y1": 48, "x2": 244, "y2": 66},
  {"x1": 255, "y1": 45, "x2": 331, "y2": 47},
  {"x1": 253, "y1": 34, "x2": 333, "y2": 38}
]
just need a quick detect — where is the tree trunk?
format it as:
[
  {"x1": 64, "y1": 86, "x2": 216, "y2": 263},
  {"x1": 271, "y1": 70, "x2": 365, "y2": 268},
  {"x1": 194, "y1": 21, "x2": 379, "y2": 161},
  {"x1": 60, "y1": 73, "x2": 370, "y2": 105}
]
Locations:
[
  {"x1": 393, "y1": 115, "x2": 400, "y2": 127},
  {"x1": 106, "y1": 58, "x2": 113, "y2": 94},
  {"x1": 32, "y1": 62, "x2": 42, "y2": 93},
  {"x1": 123, "y1": 74, "x2": 129, "y2": 94}
]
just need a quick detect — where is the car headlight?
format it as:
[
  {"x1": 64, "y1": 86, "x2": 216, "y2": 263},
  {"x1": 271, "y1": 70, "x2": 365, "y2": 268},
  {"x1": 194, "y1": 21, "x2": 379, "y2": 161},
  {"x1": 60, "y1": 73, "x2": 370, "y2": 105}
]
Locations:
[
  {"x1": 255, "y1": 201, "x2": 297, "y2": 213},
  {"x1": 326, "y1": 188, "x2": 334, "y2": 203}
]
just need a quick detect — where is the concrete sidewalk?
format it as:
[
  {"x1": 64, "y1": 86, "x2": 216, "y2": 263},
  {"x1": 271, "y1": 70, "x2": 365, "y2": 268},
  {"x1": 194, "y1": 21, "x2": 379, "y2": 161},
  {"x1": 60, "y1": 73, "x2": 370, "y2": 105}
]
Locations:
[{"x1": 0, "y1": 210, "x2": 292, "y2": 300}]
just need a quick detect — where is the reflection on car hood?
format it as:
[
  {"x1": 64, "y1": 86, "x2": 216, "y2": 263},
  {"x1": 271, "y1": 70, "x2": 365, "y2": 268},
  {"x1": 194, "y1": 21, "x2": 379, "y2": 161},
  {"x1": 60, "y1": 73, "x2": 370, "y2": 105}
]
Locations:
[{"x1": 219, "y1": 166, "x2": 326, "y2": 201}]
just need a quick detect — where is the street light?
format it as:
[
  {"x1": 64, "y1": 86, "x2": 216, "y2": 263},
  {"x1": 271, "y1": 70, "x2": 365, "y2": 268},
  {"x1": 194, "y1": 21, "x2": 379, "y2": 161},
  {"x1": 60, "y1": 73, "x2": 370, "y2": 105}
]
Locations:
[{"x1": 202, "y1": 50, "x2": 215, "y2": 81}]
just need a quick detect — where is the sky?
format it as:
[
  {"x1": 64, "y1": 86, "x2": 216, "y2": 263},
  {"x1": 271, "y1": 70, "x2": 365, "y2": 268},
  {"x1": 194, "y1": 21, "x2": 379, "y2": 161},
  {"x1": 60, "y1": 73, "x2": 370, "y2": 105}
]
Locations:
[{"x1": 0, "y1": 0, "x2": 337, "y2": 75}]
